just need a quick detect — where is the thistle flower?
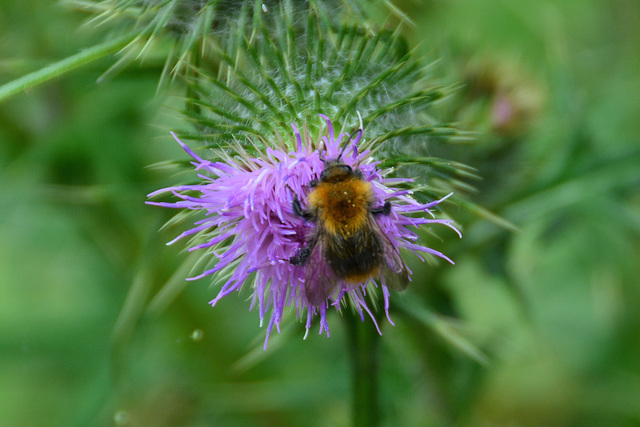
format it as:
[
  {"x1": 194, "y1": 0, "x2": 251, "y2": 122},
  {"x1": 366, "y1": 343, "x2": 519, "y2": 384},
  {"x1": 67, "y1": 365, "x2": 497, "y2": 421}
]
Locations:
[{"x1": 148, "y1": 115, "x2": 460, "y2": 347}]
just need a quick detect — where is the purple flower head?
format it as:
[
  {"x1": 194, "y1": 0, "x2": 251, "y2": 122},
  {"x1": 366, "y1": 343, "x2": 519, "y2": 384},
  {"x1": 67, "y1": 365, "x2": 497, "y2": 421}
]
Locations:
[{"x1": 147, "y1": 115, "x2": 461, "y2": 348}]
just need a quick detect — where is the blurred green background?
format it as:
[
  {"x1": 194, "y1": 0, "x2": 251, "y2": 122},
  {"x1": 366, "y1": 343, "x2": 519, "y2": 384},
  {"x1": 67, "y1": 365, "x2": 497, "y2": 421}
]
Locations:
[{"x1": 1, "y1": 0, "x2": 639, "y2": 426}]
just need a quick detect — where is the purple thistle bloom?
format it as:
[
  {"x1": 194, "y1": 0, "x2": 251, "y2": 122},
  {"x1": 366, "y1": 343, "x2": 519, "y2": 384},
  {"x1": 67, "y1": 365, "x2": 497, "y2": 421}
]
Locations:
[{"x1": 147, "y1": 115, "x2": 461, "y2": 348}]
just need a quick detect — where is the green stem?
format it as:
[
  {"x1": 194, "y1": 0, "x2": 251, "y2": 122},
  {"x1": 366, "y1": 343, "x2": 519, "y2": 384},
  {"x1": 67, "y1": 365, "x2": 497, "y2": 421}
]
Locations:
[
  {"x1": 346, "y1": 312, "x2": 381, "y2": 427},
  {"x1": 0, "y1": 33, "x2": 136, "y2": 103}
]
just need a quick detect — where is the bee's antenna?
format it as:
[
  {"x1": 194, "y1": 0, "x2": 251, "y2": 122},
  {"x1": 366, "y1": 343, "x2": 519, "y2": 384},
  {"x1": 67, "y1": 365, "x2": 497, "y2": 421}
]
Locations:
[
  {"x1": 337, "y1": 112, "x2": 364, "y2": 161},
  {"x1": 318, "y1": 150, "x2": 326, "y2": 163},
  {"x1": 316, "y1": 134, "x2": 327, "y2": 163},
  {"x1": 284, "y1": 183, "x2": 297, "y2": 196},
  {"x1": 351, "y1": 111, "x2": 364, "y2": 147},
  {"x1": 337, "y1": 141, "x2": 349, "y2": 161}
]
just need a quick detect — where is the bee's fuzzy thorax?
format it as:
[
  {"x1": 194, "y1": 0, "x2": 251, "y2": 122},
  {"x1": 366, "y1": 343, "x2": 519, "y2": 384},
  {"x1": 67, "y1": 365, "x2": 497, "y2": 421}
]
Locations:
[{"x1": 308, "y1": 176, "x2": 372, "y2": 236}]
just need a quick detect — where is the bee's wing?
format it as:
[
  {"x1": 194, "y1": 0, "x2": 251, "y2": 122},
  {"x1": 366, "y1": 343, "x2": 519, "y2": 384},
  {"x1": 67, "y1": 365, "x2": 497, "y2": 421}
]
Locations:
[
  {"x1": 303, "y1": 227, "x2": 339, "y2": 306},
  {"x1": 370, "y1": 215, "x2": 410, "y2": 291}
]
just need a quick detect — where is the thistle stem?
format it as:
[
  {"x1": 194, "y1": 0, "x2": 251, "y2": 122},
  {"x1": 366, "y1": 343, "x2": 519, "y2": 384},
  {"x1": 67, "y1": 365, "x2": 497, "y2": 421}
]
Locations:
[
  {"x1": 346, "y1": 312, "x2": 381, "y2": 427},
  {"x1": 0, "y1": 33, "x2": 135, "y2": 103}
]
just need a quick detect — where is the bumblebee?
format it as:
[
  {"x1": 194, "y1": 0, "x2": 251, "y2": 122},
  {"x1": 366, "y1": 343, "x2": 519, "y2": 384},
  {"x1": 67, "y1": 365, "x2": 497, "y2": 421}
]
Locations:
[{"x1": 291, "y1": 156, "x2": 409, "y2": 306}]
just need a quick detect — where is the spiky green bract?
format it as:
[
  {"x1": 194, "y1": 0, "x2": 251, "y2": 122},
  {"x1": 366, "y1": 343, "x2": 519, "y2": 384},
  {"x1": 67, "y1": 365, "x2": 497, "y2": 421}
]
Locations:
[
  {"x1": 67, "y1": 0, "x2": 478, "y2": 206},
  {"x1": 184, "y1": 17, "x2": 441, "y2": 142},
  {"x1": 66, "y1": 0, "x2": 381, "y2": 81},
  {"x1": 67, "y1": 0, "x2": 240, "y2": 79},
  {"x1": 174, "y1": 2, "x2": 474, "y2": 206}
]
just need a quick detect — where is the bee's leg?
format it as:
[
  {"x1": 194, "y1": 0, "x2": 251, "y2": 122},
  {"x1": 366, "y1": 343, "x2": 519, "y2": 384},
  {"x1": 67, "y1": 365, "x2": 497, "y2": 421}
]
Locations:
[
  {"x1": 290, "y1": 246, "x2": 311, "y2": 266},
  {"x1": 292, "y1": 195, "x2": 305, "y2": 217},
  {"x1": 293, "y1": 195, "x2": 314, "y2": 220},
  {"x1": 370, "y1": 201, "x2": 392, "y2": 215}
]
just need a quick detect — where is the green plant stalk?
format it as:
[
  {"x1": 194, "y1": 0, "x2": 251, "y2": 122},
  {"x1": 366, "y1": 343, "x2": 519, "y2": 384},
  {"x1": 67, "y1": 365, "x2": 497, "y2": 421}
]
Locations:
[
  {"x1": 0, "y1": 33, "x2": 135, "y2": 103},
  {"x1": 346, "y1": 312, "x2": 381, "y2": 427}
]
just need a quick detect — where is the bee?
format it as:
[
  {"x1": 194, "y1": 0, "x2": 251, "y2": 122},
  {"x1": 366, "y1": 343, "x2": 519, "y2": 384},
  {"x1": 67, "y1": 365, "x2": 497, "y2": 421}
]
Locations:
[{"x1": 290, "y1": 149, "x2": 409, "y2": 306}]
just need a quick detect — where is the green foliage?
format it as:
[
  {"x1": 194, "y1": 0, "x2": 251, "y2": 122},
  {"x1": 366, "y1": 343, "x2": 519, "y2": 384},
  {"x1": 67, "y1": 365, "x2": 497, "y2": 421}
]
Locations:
[{"x1": 1, "y1": 0, "x2": 640, "y2": 426}]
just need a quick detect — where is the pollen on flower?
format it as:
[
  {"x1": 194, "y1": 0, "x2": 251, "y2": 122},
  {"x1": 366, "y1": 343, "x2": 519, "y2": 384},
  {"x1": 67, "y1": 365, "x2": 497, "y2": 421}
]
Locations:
[{"x1": 147, "y1": 115, "x2": 461, "y2": 348}]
